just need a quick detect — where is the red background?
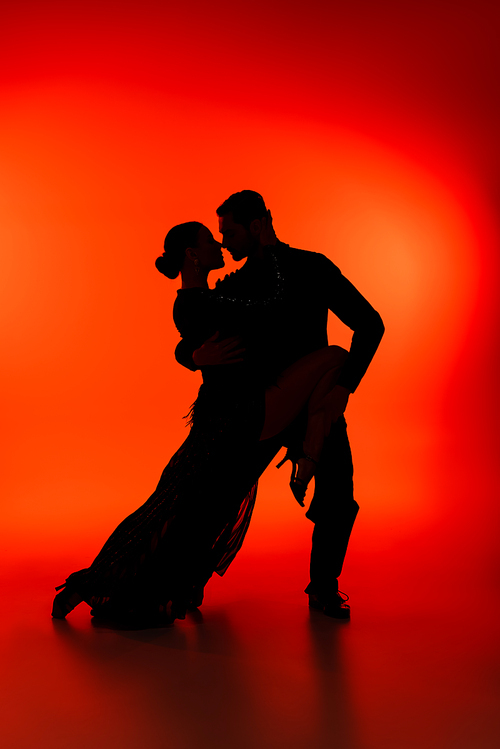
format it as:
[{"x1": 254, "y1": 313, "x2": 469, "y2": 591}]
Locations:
[{"x1": 1, "y1": 0, "x2": 499, "y2": 587}]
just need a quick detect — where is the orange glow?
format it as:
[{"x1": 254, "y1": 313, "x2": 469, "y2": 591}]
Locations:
[{"x1": 1, "y1": 0, "x2": 499, "y2": 591}]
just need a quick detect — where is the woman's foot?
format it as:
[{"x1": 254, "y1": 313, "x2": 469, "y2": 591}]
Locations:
[
  {"x1": 290, "y1": 454, "x2": 319, "y2": 506},
  {"x1": 187, "y1": 585, "x2": 205, "y2": 610},
  {"x1": 51, "y1": 587, "x2": 84, "y2": 619},
  {"x1": 277, "y1": 449, "x2": 319, "y2": 507}
]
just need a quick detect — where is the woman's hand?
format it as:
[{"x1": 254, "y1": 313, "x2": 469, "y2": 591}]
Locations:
[
  {"x1": 259, "y1": 209, "x2": 278, "y2": 247},
  {"x1": 192, "y1": 332, "x2": 245, "y2": 366}
]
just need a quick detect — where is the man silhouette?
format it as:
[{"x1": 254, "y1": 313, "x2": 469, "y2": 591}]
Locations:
[{"x1": 175, "y1": 190, "x2": 384, "y2": 618}]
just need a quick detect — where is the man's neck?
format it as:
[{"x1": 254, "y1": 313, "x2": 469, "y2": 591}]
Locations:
[{"x1": 243, "y1": 245, "x2": 267, "y2": 267}]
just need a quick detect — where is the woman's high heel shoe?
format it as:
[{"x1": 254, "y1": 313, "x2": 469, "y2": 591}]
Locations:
[
  {"x1": 277, "y1": 449, "x2": 318, "y2": 507},
  {"x1": 51, "y1": 582, "x2": 83, "y2": 619}
]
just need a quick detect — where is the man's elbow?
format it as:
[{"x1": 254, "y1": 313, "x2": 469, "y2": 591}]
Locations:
[{"x1": 370, "y1": 311, "x2": 385, "y2": 343}]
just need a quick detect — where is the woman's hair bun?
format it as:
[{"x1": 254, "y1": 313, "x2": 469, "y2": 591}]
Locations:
[
  {"x1": 156, "y1": 221, "x2": 203, "y2": 280},
  {"x1": 155, "y1": 254, "x2": 179, "y2": 279}
]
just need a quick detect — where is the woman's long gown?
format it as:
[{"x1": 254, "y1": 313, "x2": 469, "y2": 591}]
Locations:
[{"x1": 57, "y1": 283, "x2": 274, "y2": 622}]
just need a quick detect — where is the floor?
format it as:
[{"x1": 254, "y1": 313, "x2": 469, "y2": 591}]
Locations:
[{"x1": 1, "y1": 549, "x2": 499, "y2": 749}]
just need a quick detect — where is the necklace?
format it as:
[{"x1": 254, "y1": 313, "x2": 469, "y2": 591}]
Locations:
[{"x1": 214, "y1": 251, "x2": 284, "y2": 308}]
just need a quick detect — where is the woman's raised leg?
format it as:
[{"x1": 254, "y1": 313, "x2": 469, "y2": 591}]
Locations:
[
  {"x1": 292, "y1": 367, "x2": 346, "y2": 499},
  {"x1": 260, "y1": 345, "x2": 347, "y2": 441}
]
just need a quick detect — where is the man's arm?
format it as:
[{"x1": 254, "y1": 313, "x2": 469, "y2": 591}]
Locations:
[{"x1": 319, "y1": 255, "x2": 385, "y2": 393}]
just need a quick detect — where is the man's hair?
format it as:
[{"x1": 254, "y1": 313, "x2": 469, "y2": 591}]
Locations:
[{"x1": 216, "y1": 190, "x2": 267, "y2": 229}]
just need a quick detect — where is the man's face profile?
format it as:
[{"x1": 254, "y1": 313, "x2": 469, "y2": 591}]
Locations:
[{"x1": 218, "y1": 213, "x2": 254, "y2": 261}]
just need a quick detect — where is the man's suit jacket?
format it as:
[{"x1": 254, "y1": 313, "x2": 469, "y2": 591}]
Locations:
[{"x1": 175, "y1": 242, "x2": 384, "y2": 394}]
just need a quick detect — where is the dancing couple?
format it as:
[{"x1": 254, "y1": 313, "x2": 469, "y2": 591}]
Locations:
[{"x1": 52, "y1": 190, "x2": 384, "y2": 625}]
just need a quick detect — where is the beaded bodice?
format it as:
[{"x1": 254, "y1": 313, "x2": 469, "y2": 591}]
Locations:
[{"x1": 213, "y1": 250, "x2": 284, "y2": 308}]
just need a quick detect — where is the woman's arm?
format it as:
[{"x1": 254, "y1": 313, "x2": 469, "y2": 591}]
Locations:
[{"x1": 175, "y1": 337, "x2": 199, "y2": 371}]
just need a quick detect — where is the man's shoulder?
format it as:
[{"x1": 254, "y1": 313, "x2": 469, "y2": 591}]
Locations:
[
  {"x1": 275, "y1": 242, "x2": 340, "y2": 274},
  {"x1": 277, "y1": 242, "x2": 318, "y2": 258}
]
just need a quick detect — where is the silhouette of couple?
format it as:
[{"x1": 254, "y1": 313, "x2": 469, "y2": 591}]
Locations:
[{"x1": 52, "y1": 190, "x2": 384, "y2": 625}]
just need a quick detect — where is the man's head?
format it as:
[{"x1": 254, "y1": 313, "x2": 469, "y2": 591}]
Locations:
[{"x1": 216, "y1": 190, "x2": 267, "y2": 261}]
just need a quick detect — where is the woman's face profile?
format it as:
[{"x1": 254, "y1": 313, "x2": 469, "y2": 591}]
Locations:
[{"x1": 195, "y1": 226, "x2": 225, "y2": 271}]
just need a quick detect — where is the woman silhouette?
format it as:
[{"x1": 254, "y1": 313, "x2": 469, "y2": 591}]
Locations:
[{"x1": 52, "y1": 221, "x2": 346, "y2": 625}]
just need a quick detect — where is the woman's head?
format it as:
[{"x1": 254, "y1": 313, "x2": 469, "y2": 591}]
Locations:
[{"x1": 156, "y1": 222, "x2": 224, "y2": 279}]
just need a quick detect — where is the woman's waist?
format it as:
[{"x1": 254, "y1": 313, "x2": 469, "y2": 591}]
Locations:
[{"x1": 201, "y1": 362, "x2": 269, "y2": 388}]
